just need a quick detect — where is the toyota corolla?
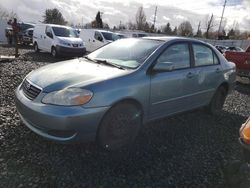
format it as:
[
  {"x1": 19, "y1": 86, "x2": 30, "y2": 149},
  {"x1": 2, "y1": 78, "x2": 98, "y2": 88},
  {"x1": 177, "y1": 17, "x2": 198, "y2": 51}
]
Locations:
[{"x1": 15, "y1": 37, "x2": 236, "y2": 150}]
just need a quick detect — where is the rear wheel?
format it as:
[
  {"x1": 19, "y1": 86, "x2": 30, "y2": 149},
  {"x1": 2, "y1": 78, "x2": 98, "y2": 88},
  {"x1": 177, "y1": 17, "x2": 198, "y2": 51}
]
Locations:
[
  {"x1": 208, "y1": 86, "x2": 227, "y2": 115},
  {"x1": 97, "y1": 102, "x2": 142, "y2": 151},
  {"x1": 34, "y1": 43, "x2": 40, "y2": 53}
]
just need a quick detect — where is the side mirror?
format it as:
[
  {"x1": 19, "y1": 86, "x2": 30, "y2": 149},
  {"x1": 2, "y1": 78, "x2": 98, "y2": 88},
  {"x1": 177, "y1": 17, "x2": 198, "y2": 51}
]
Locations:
[
  {"x1": 153, "y1": 62, "x2": 174, "y2": 72},
  {"x1": 97, "y1": 36, "x2": 103, "y2": 42},
  {"x1": 46, "y1": 32, "x2": 53, "y2": 39}
]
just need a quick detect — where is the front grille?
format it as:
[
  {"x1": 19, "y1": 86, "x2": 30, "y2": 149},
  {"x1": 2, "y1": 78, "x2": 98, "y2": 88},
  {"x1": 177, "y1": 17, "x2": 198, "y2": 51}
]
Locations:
[
  {"x1": 21, "y1": 79, "x2": 41, "y2": 100},
  {"x1": 72, "y1": 44, "x2": 78, "y2": 47}
]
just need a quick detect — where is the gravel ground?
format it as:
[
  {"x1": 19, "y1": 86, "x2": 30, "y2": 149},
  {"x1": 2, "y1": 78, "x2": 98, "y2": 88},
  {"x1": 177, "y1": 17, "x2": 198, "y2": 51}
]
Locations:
[{"x1": 0, "y1": 45, "x2": 250, "y2": 188}]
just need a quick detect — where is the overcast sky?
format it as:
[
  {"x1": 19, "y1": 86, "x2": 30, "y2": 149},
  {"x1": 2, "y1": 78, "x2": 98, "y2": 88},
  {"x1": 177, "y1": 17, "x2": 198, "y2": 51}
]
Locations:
[{"x1": 1, "y1": 0, "x2": 250, "y2": 32}]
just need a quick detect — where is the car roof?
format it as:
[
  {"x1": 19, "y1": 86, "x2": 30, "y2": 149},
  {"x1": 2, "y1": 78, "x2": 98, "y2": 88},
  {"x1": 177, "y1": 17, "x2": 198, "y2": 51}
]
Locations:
[
  {"x1": 36, "y1": 24, "x2": 72, "y2": 29},
  {"x1": 143, "y1": 36, "x2": 208, "y2": 44}
]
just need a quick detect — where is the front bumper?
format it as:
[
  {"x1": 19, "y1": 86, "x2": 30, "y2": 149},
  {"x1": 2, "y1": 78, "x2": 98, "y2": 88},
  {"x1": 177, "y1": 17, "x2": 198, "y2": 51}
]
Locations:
[
  {"x1": 56, "y1": 45, "x2": 86, "y2": 57},
  {"x1": 15, "y1": 85, "x2": 109, "y2": 143}
]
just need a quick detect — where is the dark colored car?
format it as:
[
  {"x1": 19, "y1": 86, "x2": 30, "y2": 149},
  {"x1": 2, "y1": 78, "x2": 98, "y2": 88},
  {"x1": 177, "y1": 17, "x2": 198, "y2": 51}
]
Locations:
[
  {"x1": 215, "y1": 45, "x2": 227, "y2": 54},
  {"x1": 22, "y1": 28, "x2": 33, "y2": 45}
]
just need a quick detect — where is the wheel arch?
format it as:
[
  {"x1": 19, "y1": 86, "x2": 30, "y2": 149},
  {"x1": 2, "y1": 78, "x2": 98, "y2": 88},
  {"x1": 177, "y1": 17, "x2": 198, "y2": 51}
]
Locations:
[
  {"x1": 218, "y1": 82, "x2": 229, "y2": 93},
  {"x1": 95, "y1": 97, "x2": 144, "y2": 147}
]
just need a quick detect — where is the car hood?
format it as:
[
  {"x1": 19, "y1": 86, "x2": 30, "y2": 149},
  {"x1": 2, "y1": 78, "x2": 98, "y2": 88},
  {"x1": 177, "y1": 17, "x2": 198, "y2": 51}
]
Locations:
[
  {"x1": 26, "y1": 59, "x2": 128, "y2": 92},
  {"x1": 57, "y1": 36, "x2": 82, "y2": 43}
]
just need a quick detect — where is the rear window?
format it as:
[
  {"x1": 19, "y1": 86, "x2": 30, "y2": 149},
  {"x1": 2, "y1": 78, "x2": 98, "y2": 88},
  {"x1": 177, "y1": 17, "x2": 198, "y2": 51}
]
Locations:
[{"x1": 193, "y1": 44, "x2": 219, "y2": 66}]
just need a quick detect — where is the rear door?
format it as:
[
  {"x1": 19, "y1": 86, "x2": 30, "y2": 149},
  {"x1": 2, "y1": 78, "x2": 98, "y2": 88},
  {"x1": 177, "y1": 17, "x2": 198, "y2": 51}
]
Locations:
[
  {"x1": 191, "y1": 43, "x2": 223, "y2": 105},
  {"x1": 43, "y1": 26, "x2": 54, "y2": 52},
  {"x1": 149, "y1": 42, "x2": 198, "y2": 119}
]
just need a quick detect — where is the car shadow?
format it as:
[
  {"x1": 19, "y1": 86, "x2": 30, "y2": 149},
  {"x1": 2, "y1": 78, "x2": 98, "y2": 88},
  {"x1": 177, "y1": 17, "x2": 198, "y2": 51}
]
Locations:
[
  {"x1": 5, "y1": 108, "x2": 249, "y2": 187},
  {"x1": 235, "y1": 82, "x2": 250, "y2": 96}
]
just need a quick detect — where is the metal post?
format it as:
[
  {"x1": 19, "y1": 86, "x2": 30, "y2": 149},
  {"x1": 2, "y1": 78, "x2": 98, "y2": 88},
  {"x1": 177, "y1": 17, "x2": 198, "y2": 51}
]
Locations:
[
  {"x1": 153, "y1": 6, "x2": 157, "y2": 30},
  {"x1": 218, "y1": 0, "x2": 227, "y2": 39}
]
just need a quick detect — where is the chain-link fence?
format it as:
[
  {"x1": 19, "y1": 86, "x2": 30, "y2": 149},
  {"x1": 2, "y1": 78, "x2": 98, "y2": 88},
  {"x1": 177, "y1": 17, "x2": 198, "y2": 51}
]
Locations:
[{"x1": 197, "y1": 38, "x2": 250, "y2": 50}]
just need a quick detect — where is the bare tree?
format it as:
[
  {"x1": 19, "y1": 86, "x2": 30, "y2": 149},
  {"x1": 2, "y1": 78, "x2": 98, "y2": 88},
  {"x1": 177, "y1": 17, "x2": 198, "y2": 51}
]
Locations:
[
  {"x1": 177, "y1": 21, "x2": 193, "y2": 36},
  {"x1": 135, "y1": 6, "x2": 146, "y2": 30},
  {"x1": 127, "y1": 21, "x2": 136, "y2": 30},
  {"x1": 163, "y1": 22, "x2": 172, "y2": 35},
  {"x1": 204, "y1": 14, "x2": 215, "y2": 39},
  {"x1": 0, "y1": 6, "x2": 19, "y2": 20}
]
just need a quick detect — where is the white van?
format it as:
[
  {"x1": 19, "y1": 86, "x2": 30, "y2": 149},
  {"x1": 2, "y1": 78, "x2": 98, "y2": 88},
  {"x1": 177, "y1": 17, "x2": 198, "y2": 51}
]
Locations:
[
  {"x1": 33, "y1": 24, "x2": 86, "y2": 57},
  {"x1": 79, "y1": 29, "x2": 119, "y2": 52}
]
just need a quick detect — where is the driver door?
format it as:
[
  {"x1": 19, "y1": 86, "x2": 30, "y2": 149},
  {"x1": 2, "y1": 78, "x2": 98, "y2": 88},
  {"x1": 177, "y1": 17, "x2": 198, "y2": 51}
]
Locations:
[{"x1": 149, "y1": 42, "x2": 198, "y2": 119}]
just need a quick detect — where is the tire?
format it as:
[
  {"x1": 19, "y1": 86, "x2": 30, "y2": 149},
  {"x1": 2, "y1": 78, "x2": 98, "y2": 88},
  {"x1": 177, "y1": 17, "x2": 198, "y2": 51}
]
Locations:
[
  {"x1": 97, "y1": 102, "x2": 142, "y2": 151},
  {"x1": 208, "y1": 86, "x2": 227, "y2": 115},
  {"x1": 34, "y1": 43, "x2": 40, "y2": 53},
  {"x1": 51, "y1": 47, "x2": 58, "y2": 58}
]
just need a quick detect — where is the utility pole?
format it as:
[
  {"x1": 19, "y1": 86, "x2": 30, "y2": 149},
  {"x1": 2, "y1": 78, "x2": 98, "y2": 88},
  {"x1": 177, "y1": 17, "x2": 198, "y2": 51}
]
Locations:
[
  {"x1": 196, "y1": 21, "x2": 201, "y2": 37},
  {"x1": 218, "y1": 0, "x2": 227, "y2": 39},
  {"x1": 153, "y1": 6, "x2": 158, "y2": 30}
]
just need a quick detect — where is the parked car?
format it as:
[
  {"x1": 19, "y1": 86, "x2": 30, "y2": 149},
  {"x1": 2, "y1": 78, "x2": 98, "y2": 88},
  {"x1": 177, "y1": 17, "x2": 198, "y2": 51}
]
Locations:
[
  {"x1": 224, "y1": 45, "x2": 250, "y2": 79},
  {"x1": 80, "y1": 29, "x2": 119, "y2": 52},
  {"x1": 22, "y1": 28, "x2": 33, "y2": 45},
  {"x1": 18, "y1": 22, "x2": 35, "y2": 44},
  {"x1": 33, "y1": 24, "x2": 86, "y2": 57},
  {"x1": 215, "y1": 45, "x2": 227, "y2": 54},
  {"x1": 115, "y1": 33, "x2": 127, "y2": 39},
  {"x1": 15, "y1": 37, "x2": 236, "y2": 151},
  {"x1": 226, "y1": 46, "x2": 244, "y2": 52},
  {"x1": 239, "y1": 117, "x2": 250, "y2": 163}
]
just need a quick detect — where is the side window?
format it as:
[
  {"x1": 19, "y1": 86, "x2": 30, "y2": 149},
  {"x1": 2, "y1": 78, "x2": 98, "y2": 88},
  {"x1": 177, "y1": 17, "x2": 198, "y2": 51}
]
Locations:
[
  {"x1": 45, "y1": 26, "x2": 51, "y2": 34},
  {"x1": 193, "y1": 44, "x2": 218, "y2": 66},
  {"x1": 157, "y1": 43, "x2": 190, "y2": 70},
  {"x1": 45, "y1": 26, "x2": 53, "y2": 38},
  {"x1": 94, "y1": 32, "x2": 103, "y2": 41}
]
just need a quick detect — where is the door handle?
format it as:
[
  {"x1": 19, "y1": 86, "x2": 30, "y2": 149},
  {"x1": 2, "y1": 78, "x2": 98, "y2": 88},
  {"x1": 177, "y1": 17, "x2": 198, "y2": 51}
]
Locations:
[
  {"x1": 215, "y1": 68, "x2": 221, "y2": 73},
  {"x1": 186, "y1": 72, "x2": 194, "y2": 78}
]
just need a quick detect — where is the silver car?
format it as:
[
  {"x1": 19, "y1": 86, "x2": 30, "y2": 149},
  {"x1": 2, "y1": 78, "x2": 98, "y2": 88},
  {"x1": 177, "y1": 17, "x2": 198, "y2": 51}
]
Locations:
[{"x1": 15, "y1": 37, "x2": 236, "y2": 150}]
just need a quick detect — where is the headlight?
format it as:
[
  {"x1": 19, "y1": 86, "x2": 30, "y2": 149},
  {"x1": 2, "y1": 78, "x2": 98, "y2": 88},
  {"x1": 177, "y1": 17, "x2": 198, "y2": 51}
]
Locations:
[
  {"x1": 42, "y1": 88, "x2": 93, "y2": 106},
  {"x1": 59, "y1": 40, "x2": 71, "y2": 46}
]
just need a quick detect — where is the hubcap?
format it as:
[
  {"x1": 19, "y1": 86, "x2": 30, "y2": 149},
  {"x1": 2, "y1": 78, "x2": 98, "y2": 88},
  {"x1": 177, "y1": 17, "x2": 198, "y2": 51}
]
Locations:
[{"x1": 52, "y1": 49, "x2": 56, "y2": 56}]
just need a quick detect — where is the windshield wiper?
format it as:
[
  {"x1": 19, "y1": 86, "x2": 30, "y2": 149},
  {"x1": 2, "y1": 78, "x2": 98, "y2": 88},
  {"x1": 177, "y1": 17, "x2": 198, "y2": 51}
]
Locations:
[
  {"x1": 93, "y1": 59, "x2": 126, "y2": 70},
  {"x1": 83, "y1": 56, "x2": 96, "y2": 63}
]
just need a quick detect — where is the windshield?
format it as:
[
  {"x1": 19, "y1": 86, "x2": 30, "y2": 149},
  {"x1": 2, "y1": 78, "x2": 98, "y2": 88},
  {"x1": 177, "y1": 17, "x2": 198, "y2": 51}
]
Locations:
[
  {"x1": 88, "y1": 38, "x2": 163, "y2": 69},
  {"x1": 52, "y1": 27, "x2": 77, "y2": 38},
  {"x1": 101, "y1": 32, "x2": 119, "y2": 41}
]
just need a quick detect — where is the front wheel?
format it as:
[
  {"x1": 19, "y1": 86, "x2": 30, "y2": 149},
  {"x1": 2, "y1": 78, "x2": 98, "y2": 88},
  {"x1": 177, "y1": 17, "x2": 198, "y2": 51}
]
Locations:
[
  {"x1": 51, "y1": 47, "x2": 58, "y2": 58},
  {"x1": 34, "y1": 43, "x2": 40, "y2": 53},
  {"x1": 208, "y1": 86, "x2": 227, "y2": 115},
  {"x1": 97, "y1": 103, "x2": 142, "y2": 151}
]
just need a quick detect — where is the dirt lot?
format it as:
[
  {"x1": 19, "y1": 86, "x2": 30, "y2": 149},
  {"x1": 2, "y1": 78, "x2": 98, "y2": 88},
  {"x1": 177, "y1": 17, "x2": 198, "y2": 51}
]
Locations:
[{"x1": 0, "y1": 45, "x2": 250, "y2": 188}]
